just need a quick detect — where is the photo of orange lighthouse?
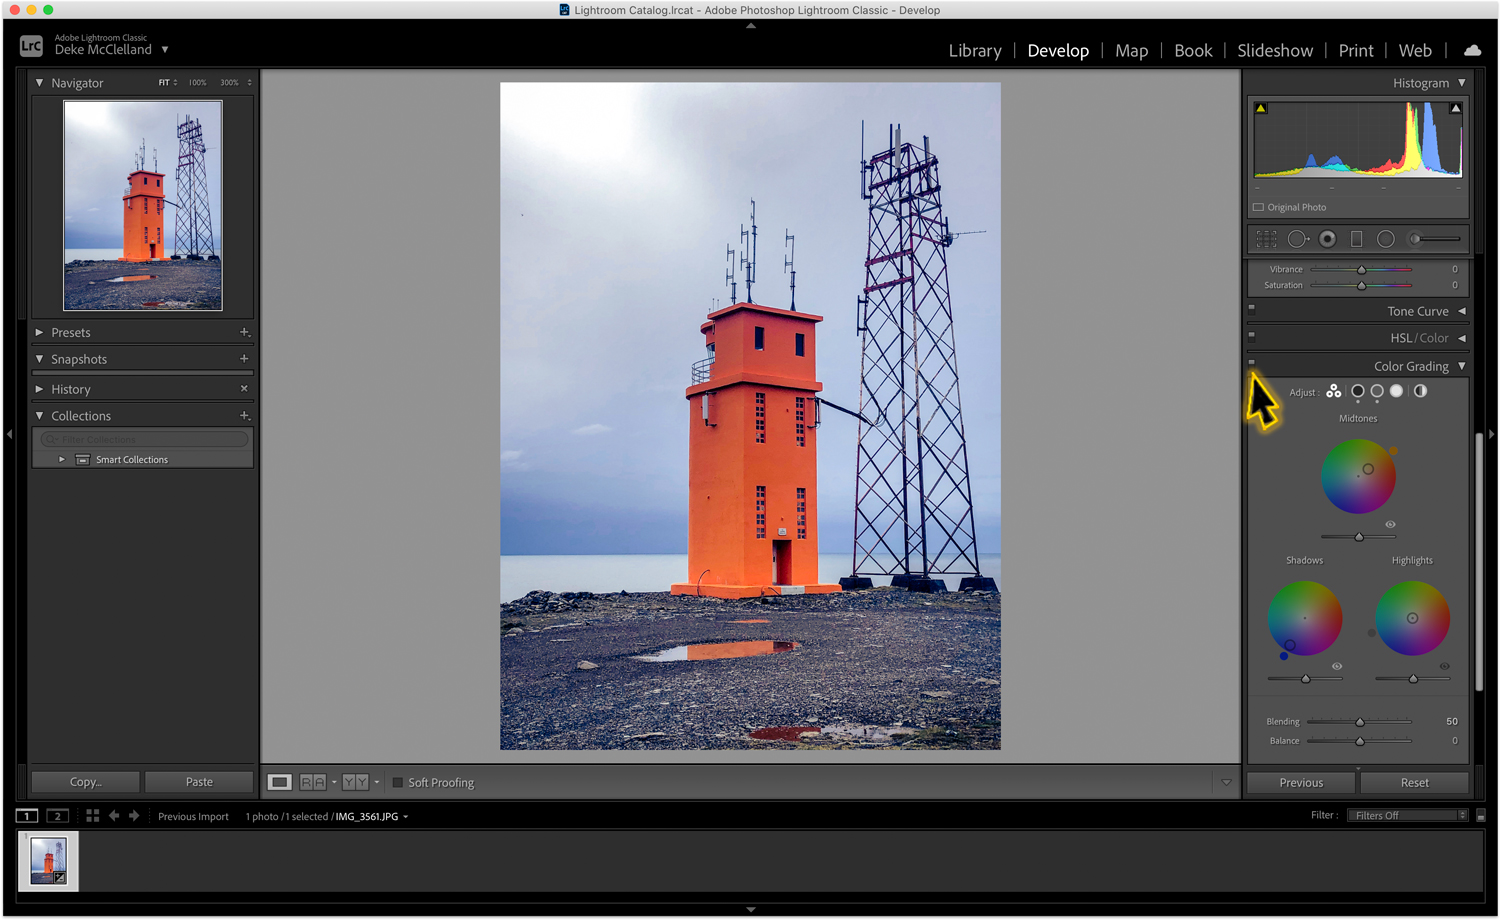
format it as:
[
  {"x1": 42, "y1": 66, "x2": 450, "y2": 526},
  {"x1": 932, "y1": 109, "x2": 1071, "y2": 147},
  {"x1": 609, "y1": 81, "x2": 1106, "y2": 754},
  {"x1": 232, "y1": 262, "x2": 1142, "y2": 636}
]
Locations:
[
  {"x1": 120, "y1": 141, "x2": 167, "y2": 262},
  {"x1": 30, "y1": 837, "x2": 66, "y2": 885},
  {"x1": 64, "y1": 100, "x2": 223, "y2": 310},
  {"x1": 499, "y1": 83, "x2": 1002, "y2": 751},
  {"x1": 670, "y1": 297, "x2": 842, "y2": 598}
]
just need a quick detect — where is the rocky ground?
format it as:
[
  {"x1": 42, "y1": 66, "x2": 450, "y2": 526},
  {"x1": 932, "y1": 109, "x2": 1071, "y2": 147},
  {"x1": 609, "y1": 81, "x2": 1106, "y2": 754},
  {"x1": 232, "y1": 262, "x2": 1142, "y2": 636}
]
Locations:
[
  {"x1": 63, "y1": 259, "x2": 222, "y2": 310},
  {"x1": 501, "y1": 587, "x2": 1001, "y2": 751}
]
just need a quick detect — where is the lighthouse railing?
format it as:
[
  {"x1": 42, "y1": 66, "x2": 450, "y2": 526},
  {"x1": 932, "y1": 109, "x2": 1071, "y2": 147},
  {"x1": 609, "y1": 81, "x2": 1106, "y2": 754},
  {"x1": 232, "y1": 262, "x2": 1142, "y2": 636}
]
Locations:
[{"x1": 690, "y1": 357, "x2": 714, "y2": 384}]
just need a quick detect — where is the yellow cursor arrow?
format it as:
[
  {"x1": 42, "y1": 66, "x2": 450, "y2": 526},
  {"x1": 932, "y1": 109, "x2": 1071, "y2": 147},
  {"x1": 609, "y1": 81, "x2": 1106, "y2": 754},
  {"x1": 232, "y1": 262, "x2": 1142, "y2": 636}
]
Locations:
[{"x1": 1245, "y1": 370, "x2": 1280, "y2": 432}]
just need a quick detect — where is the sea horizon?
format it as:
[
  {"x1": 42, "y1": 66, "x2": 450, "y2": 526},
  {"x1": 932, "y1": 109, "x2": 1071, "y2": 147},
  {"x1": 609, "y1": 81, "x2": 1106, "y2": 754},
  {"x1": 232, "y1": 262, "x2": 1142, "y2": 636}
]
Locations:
[
  {"x1": 501, "y1": 552, "x2": 1001, "y2": 602},
  {"x1": 66, "y1": 248, "x2": 226, "y2": 263},
  {"x1": 66, "y1": 248, "x2": 124, "y2": 262}
]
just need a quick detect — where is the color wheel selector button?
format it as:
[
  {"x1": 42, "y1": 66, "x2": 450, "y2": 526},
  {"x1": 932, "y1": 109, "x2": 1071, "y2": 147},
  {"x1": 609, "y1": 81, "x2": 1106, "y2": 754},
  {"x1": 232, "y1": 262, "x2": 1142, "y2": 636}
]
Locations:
[
  {"x1": 1318, "y1": 229, "x2": 1337, "y2": 248},
  {"x1": 1377, "y1": 230, "x2": 1396, "y2": 248},
  {"x1": 1287, "y1": 230, "x2": 1306, "y2": 248}
]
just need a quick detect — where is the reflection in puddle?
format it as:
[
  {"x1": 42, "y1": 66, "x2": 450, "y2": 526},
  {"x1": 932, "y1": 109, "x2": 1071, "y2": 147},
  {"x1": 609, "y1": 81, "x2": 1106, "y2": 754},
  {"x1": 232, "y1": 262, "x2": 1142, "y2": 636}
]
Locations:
[
  {"x1": 747, "y1": 723, "x2": 920, "y2": 744},
  {"x1": 105, "y1": 275, "x2": 159, "y2": 283},
  {"x1": 818, "y1": 723, "x2": 917, "y2": 743},
  {"x1": 731, "y1": 619, "x2": 770, "y2": 624},
  {"x1": 635, "y1": 640, "x2": 798, "y2": 662},
  {"x1": 749, "y1": 725, "x2": 821, "y2": 741}
]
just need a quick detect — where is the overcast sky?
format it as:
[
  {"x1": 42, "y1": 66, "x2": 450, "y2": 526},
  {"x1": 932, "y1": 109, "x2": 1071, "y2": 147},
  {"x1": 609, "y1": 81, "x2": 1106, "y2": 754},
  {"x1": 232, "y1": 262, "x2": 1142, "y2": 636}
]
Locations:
[
  {"x1": 501, "y1": 81, "x2": 1001, "y2": 556},
  {"x1": 65, "y1": 99, "x2": 223, "y2": 251}
]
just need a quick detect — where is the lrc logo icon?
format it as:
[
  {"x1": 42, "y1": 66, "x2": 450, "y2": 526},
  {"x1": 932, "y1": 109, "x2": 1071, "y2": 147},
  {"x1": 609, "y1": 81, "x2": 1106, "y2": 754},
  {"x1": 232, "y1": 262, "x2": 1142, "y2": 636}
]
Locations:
[
  {"x1": 559, "y1": 3, "x2": 569, "y2": 13},
  {"x1": 20, "y1": 35, "x2": 43, "y2": 57}
]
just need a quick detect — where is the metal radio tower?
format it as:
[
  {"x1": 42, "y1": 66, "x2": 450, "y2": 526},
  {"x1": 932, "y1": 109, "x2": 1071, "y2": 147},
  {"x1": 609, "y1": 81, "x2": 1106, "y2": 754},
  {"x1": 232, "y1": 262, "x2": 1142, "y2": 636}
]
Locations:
[
  {"x1": 173, "y1": 115, "x2": 216, "y2": 260},
  {"x1": 850, "y1": 124, "x2": 988, "y2": 591}
]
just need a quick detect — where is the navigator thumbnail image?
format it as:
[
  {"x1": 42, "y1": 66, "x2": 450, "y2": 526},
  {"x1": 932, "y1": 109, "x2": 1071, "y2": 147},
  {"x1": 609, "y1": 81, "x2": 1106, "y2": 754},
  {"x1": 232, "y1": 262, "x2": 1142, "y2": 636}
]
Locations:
[{"x1": 63, "y1": 99, "x2": 223, "y2": 311}]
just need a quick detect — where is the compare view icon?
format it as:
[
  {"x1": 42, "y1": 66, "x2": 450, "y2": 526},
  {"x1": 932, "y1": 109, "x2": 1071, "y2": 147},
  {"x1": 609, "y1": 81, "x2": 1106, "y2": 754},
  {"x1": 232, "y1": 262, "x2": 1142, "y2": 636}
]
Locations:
[{"x1": 1245, "y1": 370, "x2": 1281, "y2": 432}]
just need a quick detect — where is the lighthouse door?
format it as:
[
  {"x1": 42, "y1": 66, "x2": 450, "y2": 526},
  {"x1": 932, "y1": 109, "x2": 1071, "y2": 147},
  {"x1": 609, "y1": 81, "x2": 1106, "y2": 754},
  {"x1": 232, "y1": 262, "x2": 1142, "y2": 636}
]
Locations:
[{"x1": 772, "y1": 540, "x2": 791, "y2": 585}]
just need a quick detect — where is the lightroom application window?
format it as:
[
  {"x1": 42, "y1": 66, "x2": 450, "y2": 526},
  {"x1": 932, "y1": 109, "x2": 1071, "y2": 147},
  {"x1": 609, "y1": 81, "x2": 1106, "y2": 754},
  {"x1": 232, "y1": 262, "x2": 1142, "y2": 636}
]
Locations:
[{"x1": 5, "y1": 2, "x2": 1497, "y2": 912}]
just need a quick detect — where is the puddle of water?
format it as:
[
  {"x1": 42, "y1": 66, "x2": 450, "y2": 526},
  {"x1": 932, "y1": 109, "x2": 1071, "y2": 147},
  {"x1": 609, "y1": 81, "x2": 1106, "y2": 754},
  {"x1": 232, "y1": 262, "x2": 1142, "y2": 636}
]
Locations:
[
  {"x1": 105, "y1": 275, "x2": 159, "y2": 283},
  {"x1": 818, "y1": 723, "x2": 918, "y2": 743},
  {"x1": 749, "y1": 725, "x2": 821, "y2": 741},
  {"x1": 747, "y1": 723, "x2": 919, "y2": 743},
  {"x1": 634, "y1": 640, "x2": 798, "y2": 662},
  {"x1": 731, "y1": 619, "x2": 770, "y2": 624}
]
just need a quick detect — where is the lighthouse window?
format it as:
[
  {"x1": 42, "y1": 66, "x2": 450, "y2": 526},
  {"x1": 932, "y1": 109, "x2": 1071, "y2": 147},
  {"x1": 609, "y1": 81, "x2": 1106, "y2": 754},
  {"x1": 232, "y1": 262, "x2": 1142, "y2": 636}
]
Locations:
[
  {"x1": 795, "y1": 333, "x2": 804, "y2": 356},
  {"x1": 795, "y1": 397, "x2": 805, "y2": 447},
  {"x1": 754, "y1": 326, "x2": 764, "y2": 350},
  {"x1": 755, "y1": 391, "x2": 765, "y2": 443},
  {"x1": 755, "y1": 485, "x2": 766, "y2": 539},
  {"x1": 796, "y1": 487, "x2": 806, "y2": 539}
]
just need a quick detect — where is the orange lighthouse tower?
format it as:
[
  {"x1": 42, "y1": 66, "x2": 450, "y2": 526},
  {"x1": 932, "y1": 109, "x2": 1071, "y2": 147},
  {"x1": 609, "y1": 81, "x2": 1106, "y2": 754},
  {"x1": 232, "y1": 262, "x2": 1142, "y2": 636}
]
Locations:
[
  {"x1": 670, "y1": 301, "x2": 843, "y2": 598},
  {"x1": 120, "y1": 163, "x2": 167, "y2": 262}
]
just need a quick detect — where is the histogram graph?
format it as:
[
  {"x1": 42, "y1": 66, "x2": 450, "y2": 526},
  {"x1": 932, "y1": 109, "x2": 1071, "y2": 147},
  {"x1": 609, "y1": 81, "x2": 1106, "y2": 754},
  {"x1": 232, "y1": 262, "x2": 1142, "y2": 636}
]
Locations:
[{"x1": 1253, "y1": 101, "x2": 1462, "y2": 177}]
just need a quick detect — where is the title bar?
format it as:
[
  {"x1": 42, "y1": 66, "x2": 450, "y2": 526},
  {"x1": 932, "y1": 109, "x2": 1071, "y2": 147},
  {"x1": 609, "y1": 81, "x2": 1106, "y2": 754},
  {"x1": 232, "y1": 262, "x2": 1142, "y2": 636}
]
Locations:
[{"x1": 5, "y1": 0, "x2": 1497, "y2": 17}]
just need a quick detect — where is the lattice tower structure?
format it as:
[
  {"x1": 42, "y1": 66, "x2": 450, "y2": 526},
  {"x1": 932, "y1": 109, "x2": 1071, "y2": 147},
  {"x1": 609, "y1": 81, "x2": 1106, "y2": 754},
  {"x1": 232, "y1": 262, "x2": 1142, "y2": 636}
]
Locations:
[{"x1": 852, "y1": 129, "x2": 982, "y2": 581}]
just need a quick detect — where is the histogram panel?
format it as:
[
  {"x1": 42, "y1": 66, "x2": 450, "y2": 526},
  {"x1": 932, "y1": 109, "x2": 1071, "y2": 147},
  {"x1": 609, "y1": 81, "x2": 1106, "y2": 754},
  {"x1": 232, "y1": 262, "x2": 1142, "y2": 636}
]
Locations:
[{"x1": 1253, "y1": 101, "x2": 1462, "y2": 177}]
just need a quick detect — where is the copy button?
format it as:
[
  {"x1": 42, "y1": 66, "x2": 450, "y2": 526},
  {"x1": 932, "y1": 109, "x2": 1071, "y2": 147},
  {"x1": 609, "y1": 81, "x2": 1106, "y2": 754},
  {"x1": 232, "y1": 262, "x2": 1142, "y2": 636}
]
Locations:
[{"x1": 31, "y1": 771, "x2": 141, "y2": 794}]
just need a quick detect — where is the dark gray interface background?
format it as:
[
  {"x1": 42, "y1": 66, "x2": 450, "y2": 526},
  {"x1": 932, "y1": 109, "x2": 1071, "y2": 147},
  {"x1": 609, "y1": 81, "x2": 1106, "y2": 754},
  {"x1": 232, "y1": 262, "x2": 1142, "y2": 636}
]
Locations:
[{"x1": 262, "y1": 69, "x2": 1239, "y2": 764}]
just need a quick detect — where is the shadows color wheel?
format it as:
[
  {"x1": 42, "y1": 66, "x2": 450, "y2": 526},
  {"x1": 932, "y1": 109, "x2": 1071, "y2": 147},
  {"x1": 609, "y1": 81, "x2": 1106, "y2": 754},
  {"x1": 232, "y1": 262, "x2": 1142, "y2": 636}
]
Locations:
[{"x1": 1268, "y1": 581, "x2": 1343, "y2": 656}]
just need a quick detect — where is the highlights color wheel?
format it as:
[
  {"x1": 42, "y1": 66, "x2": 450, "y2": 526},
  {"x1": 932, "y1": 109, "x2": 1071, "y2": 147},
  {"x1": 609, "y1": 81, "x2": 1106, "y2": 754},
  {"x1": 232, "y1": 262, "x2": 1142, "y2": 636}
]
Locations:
[
  {"x1": 1267, "y1": 581, "x2": 1343, "y2": 656},
  {"x1": 1376, "y1": 581, "x2": 1450, "y2": 656},
  {"x1": 1321, "y1": 439, "x2": 1396, "y2": 514}
]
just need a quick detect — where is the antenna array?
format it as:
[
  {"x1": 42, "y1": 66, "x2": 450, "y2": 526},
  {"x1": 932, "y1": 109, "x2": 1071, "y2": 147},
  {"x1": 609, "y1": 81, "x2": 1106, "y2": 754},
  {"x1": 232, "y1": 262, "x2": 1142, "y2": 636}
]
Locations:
[
  {"x1": 783, "y1": 230, "x2": 796, "y2": 312},
  {"x1": 740, "y1": 199, "x2": 758, "y2": 304}
]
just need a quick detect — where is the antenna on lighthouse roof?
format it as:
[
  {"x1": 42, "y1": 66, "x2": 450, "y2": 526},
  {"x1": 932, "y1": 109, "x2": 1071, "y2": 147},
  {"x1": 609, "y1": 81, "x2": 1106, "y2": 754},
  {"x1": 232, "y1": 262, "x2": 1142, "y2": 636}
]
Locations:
[
  {"x1": 740, "y1": 199, "x2": 757, "y2": 304},
  {"x1": 784, "y1": 230, "x2": 796, "y2": 311},
  {"x1": 725, "y1": 243, "x2": 737, "y2": 304}
]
